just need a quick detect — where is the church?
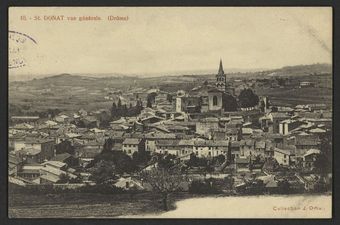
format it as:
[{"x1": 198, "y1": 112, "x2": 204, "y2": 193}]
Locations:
[{"x1": 175, "y1": 59, "x2": 235, "y2": 113}]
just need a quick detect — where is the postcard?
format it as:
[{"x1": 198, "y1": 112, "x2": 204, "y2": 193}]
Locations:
[{"x1": 8, "y1": 7, "x2": 332, "y2": 218}]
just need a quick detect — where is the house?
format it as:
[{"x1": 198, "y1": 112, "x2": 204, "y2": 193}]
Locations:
[
  {"x1": 114, "y1": 177, "x2": 144, "y2": 190},
  {"x1": 55, "y1": 114, "x2": 70, "y2": 123},
  {"x1": 259, "y1": 114, "x2": 272, "y2": 132},
  {"x1": 239, "y1": 139, "x2": 255, "y2": 157},
  {"x1": 178, "y1": 139, "x2": 194, "y2": 156},
  {"x1": 193, "y1": 140, "x2": 229, "y2": 158},
  {"x1": 254, "y1": 141, "x2": 266, "y2": 154},
  {"x1": 155, "y1": 139, "x2": 181, "y2": 156},
  {"x1": 269, "y1": 112, "x2": 290, "y2": 133},
  {"x1": 9, "y1": 153, "x2": 23, "y2": 176},
  {"x1": 258, "y1": 175, "x2": 279, "y2": 193},
  {"x1": 166, "y1": 124, "x2": 191, "y2": 135},
  {"x1": 11, "y1": 123, "x2": 35, "y2": 131},
  {"x1": 17, "y1": 164, "x2": 43, "y2": 181},
  {"x1": 273, "y1": 148, "x2": 293, "y2": 166},
  {"x1": 10, "y1": 135, "x2": 26, "y2": 152},
  {"x1": 225, "y1": 128, "x2": 240, "y2": 141},
  {"x1": 299, "y1": 81, "x2": 315, "y2": 88},
  {"x1": 306, "y1": 104, "x2": 327, "y2": 112},
  {"x1": 51, "y1": 153, "x2": 79, "y2": 167},
  {"x1": 75, "y1": 145, "x2": 103, "y2": 167},
  {"x1": 294, "y1": 135, "x2": 320, "y2": 157},
  {"x1": 82, "y1": 116, "x2": 99, "y2": 128},
  {"x1": 17, "y1": 148, "x2": 42, "y2": 164},
  {"x1": 10, "y1": 116, "x2": 40, "y2": 124},
  {"x1": 229, "y1": 141, "x2": 240, "y2": 161},
  {"x1": 40, "y1": 161, "x2": 76, "y2": 184},
  {"x1": 122, "y1": 138, "x2": 145, "y2": 156},
  {"x1": 303, "y1": 149, "x2": 321, "y2": 170},
  {"x1": 279, "y1": 119, "x2": 304, "y2": 135},
  {"x1": 196, "y1": 117, "x2": 220, "y2": 136},
  {"x1": 23, "y1": 138, "x2": 55, "y2": 162},
  {"x1": 241, "y1": 128, "x2": 253, "y2": 139},
  {"x1": 144, "y1": 132, "x2": 176, "y2": 152},
  {"x1": 235, "y1": 157, "x2": 250, "y2": 172}
]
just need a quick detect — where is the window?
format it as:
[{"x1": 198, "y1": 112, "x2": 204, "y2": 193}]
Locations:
[
  {"x1": 213, "y1": 96, "x2": 218, "y2": 106},
  {"x1": 128, "y1": 150, "x2": 131, "y2": 154}
]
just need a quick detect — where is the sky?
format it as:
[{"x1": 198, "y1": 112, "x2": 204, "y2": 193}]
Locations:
[{"x1": 9, "y1": 7, "x2": 332, "y2": 79}]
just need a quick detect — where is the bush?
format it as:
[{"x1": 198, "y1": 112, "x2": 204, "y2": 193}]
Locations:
[
  {"x1": 10, "y1": 183, "x2": 126, "y2": 195},
  {"x1": 188, "y1": 179, "x2": 221, "y2": 194},
  {"x1": 78, "y1": 183, "x2": 125, "y2": 194}
]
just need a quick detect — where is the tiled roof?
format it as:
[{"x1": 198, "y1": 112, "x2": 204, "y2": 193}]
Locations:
[
  {"x1": 156, "y1": 139, "x2": 180, "y2": 146},
  {"x1": 51, "y1": 153, "x2": 72, "y2": 162},
  {"x1": 123, "y1": 138, "x2": 141, "y2": 145},
  {"x1": 25, "y1": 138, "x2": 54, "y2": 144}
]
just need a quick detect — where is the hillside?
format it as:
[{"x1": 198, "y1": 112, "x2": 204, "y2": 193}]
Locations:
[
  {"x1": 265, "y1": 63, "x2": 332, "y2": 77},
  {"x1": 9, "y1": 63, "x2": 332, "y2": 85}
]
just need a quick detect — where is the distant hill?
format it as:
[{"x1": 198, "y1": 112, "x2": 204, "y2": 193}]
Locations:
[
  {"x1": 265, "y1": 63, "x2": 332, "y2": 77},
  {"x1": 9, "y1": 63, "x2": 332, "y2": 86}
]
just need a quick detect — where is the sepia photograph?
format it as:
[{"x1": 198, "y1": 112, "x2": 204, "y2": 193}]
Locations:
[{"x1": 8, "y1": 7, "x2": 332, "y2": 218}]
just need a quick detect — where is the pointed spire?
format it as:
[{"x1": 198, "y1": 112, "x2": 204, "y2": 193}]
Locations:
[{"x1": 218, "y1": 59, "x2": 224, "y2": 75}]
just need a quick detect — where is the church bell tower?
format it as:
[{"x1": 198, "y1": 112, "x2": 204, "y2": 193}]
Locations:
[{"x1": 216, "y1": 59, "x2": 226, "y2": 92}]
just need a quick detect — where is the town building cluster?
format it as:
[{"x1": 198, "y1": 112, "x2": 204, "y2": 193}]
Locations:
[{"x1": 8, "y1": 60, "x2": 332, "y2": 193}]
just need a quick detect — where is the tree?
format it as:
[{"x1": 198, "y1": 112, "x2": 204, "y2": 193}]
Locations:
[
  {"x1": 186, "y1": 153, "x2": 208, "y2": 168},
  {"x1": 111, "y1": 102, "x2": 117, "y2": 118},
  {"x1": 188, "y1": 179, "x2": 220, "y2": 194},
  {"x1": 117, "y1": 98, "x2": 122, "y2": 108},
  {"x1": 94, "y1": 151, "x2": 136, "y2": 175},
  {"x1": 315, "y1": 132, "x2": 332, "y2": 174},
  {"x1": 158, "y1": 154, "x2": 177, "y2": 169},
  {"x1": 166, "y1": 94, "x2": 173, "y2": 103},
  {"x1": 222, "y1": 94, "x2": 238, "y2": 111},
  {"x1": 98, "y1": 111, "x2": 111, "y2": 128},
  {"x1": 55, "y1": 140, "x2": 75, "y2": 155},
  {"x1": 146, "y1": 92, "x2": 157, "y2": 108},
  {"x1": 89, "y1": 160, "x2": 117, "y2": 184},
  {"x1": 140, "y1": 167, "x2": 186, "y2": 211},
  {"x1": 102, "y1": 138, "x2": 114, "y2": 153},
  {"x1": 146, "y1": 97, "x2": 152, "y2": 108},
  {"x1": 271, "y1": 106, "x2": 278, "y2": 112},
  {"x1": 314, "y1": 153, "x2": 331, "y2": 174},
  {"x1": 132, "y1": 151, "x2": 151, "y2": 166},
  {"x1": 57, "y1": 173, "x2": 71, "y2": 184},
  {"x1": 278, "y1": 178, "x2": 290, "y2": 194},
  {"x1": 212, "y1": 154, "x2": 225, "y2": 165},
  {"x1": 238, "y1": 88, "x2": 259, "y2": 108}
]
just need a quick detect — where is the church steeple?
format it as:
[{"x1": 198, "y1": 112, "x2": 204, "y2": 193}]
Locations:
[
  {"x1": 216, "y1": 59, "x2": 226, "y2": 92},
  {"x1": 218, "y1": 59, "x2": 224, "y2": 75}
]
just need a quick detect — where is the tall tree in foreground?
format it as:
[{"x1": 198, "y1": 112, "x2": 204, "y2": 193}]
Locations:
[{"x1": 140, "y1": 167, "x2": 186, "y2": 211}]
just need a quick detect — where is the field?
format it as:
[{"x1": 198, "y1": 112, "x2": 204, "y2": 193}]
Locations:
[
  {"x1": 8, "y1": 192, "x2": 332, "y2": 218},
  {"x1": 8, "y1": 192, "x2": 187, "y2": 218},
  {"x1": 8, "y1": 66, "x2": 333, "y2": 115},
  {"x1": 255, "y1": 87, "x2": 332, "y2": 106}
]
